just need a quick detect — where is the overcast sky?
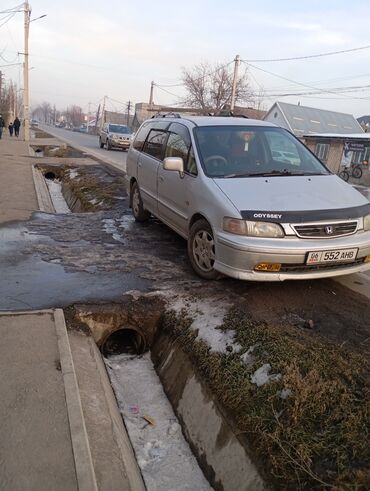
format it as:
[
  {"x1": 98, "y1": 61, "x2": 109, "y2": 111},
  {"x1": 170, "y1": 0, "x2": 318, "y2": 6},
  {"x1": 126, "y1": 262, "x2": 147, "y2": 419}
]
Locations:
[{"x1": 2, "y1": 0, "x2": 370, "y2": 117}]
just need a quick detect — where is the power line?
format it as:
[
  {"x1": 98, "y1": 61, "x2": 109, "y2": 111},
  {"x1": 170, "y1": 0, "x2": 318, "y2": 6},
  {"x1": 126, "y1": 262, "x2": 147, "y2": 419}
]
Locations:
[
  {"x1": 154, "y1": 84, "x2": 182, "y2": 99},
  {"x1": 242, "y1": 44, "x2": 370, "y2": 63},
  {"x1": 243, "y1": 61, "x2": 370, "y2": 102}
]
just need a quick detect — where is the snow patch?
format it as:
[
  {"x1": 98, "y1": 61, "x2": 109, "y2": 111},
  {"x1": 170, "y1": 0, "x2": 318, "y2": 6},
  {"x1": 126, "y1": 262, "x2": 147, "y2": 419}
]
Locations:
[
  {"x1": 46, "y1": 180, "x2": 71, "y2": 214},
  {"x1": 68, "y1": 169, "x2": 79, "y2": 179},
  {"x1": 169, "y1": 296, "x2": 240, "y2": 354},
  {"x1": 251, "y1": 364, "x2": 282, "y2": 387},
  {"x1": 105, "y1": 353, "x2": 211, "y2": 491}
]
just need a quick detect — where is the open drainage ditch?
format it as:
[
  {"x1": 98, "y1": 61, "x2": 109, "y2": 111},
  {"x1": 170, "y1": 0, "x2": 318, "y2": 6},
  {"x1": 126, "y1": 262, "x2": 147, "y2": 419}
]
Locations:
[{"x1": 68, "y1": 299, "x2": 265, "y2": 491}]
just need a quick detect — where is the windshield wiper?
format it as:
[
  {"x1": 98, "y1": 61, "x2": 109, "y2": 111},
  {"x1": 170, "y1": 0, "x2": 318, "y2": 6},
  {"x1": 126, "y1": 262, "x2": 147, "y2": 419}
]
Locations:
[{"x1": 223, "y1": 170, "x2": 326, "y2": 178}]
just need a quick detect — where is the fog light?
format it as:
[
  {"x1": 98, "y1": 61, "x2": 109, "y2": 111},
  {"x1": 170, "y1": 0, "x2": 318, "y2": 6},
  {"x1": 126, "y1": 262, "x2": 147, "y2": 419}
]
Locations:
[
  {"x1": 364, "y1": 255, "x2": 370, "y2": 263},
  {"x1": 254, "y1": 263, "x2": 281, "y2": 272}
]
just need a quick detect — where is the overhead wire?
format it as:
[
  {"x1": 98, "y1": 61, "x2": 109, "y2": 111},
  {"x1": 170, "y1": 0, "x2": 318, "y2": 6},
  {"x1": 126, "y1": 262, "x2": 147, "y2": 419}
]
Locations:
[
  {"x1": 243, "y1": 61, "x2": 370, "y2": 102},
  {"x1": 242, "y1": 44, "x2": 370, "y2": 63}
]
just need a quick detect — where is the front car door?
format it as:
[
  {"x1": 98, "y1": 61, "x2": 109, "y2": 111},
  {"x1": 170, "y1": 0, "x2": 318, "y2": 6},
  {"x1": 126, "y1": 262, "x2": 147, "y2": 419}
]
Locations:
[
  {"x1": 157, "y1": 122, "x2": 198, "y2": 237},
  {"x1": 138, "y1": 127, "x2": 168, "y2": 215}
]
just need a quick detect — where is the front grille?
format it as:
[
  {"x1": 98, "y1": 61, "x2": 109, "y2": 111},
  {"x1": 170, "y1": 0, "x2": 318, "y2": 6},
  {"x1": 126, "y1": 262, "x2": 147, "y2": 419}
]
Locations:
[
  {"x1": 293, "y1": 221, "x2": 358, "y2": 238},
  {"x1": 280, "y1": 257, "x2": 364, "y2": 273}
]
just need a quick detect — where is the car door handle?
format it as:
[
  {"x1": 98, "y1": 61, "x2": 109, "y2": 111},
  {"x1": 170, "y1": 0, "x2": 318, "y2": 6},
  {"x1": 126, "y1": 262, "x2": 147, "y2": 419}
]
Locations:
[
  {"x1": 138, "y1": 162, "x2": 142, "y2": 167},
  {"x1": 159, "y1": 176, "x2": 164, "y2": 182}
]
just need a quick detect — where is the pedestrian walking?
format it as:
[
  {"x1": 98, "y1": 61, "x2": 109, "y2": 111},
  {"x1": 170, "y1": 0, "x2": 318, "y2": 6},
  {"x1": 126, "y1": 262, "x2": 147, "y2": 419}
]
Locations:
[
  {"x1": 0, "y1": 115, "x2": 5, "y2": 139},
  {"x1": 8, "y1": 122, "x2": 14, "y2": 137},
  {"x1": 13, "y1": 116, "x2": 21, "y2": 137}
]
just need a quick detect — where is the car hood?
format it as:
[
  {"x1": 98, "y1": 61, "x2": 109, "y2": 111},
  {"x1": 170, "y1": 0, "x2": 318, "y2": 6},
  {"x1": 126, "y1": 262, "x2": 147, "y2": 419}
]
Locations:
[{"x1": 213, "y1": 174, "x2": 370, "y2": 222}]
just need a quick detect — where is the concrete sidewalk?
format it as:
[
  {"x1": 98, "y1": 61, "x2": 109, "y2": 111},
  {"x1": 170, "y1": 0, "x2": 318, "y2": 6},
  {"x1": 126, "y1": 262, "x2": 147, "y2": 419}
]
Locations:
[
  {"x1": 0, "y1": 310, "x2": 94, "y2": 491},
  {"x1": 0, "y1": 134, "x2": 145, "y2": 490},
  {"x1": 0, "y1": 134, "x2": 39, "y2": 223}
]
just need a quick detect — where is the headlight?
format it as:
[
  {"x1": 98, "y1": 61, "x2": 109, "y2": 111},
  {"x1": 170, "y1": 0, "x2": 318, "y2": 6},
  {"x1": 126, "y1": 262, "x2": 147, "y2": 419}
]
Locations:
[
  {"x1": 111, "y1": 134, "x2": 119, "y2": 140},
  {"x1": 364, "y1": 214, "x2": 370, "y2": 231},
  {"x1": 223, "y1": 217, "x2": 284, "y2": 238}
]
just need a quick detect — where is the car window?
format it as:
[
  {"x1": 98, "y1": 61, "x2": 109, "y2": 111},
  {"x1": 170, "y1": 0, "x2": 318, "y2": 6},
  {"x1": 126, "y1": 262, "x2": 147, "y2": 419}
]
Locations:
[
  {"x1": 133, "y1": 123, "x2": 151, "y2": 151},
  {"x1": 166, "y1": 123, "x2": 197, "y2": 175},
  {"x1": 108, "y1": 124, "x2": 130, "y2": 134},
  {"x1": 143, "y1": 130, "x2": 168, "y2": 160},
  {"x1": 194, "y1": 126, "x2": 329, "y2": 178}
]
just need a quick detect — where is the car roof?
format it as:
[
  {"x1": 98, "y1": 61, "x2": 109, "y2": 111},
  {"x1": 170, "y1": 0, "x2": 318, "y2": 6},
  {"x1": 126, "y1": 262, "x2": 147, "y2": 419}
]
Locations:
[{"x1": 148, "y1": 116, "x2": 277, "y2": 128}]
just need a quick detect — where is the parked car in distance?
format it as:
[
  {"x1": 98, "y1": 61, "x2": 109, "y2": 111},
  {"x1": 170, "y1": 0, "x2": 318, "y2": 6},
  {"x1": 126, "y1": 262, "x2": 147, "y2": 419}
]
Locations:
[
  {"x1": 30, "y1": 119, "x2": 39, "y2": 127},
  {"x1": 126, "y1": 115, "x2": 370, "y2": 281},
  {"x1": 99, "y1": 123, "x2": 133, "y2": 151}
]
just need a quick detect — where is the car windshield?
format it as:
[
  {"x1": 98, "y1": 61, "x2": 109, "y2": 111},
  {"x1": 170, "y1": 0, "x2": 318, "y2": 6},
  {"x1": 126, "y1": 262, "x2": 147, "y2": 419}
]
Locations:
[
  {"x1": 194, "y1": 125, "x2": 330, "y2": 178},
  {"x1": 109, "y1": 124, "x2": 130, "y2": 134}
]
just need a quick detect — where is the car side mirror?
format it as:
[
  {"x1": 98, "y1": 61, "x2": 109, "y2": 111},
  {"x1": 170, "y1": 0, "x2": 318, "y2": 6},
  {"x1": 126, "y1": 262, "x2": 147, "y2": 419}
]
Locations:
[{"x1": 163, "y1": 157, "x2": 184, "y2": 175}]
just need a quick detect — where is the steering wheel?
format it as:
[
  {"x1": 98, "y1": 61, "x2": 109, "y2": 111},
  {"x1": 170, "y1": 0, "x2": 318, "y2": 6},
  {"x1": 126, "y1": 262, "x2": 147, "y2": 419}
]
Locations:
[{"x1": 204, "y1": 155, "x2": 228, "y2": 174}]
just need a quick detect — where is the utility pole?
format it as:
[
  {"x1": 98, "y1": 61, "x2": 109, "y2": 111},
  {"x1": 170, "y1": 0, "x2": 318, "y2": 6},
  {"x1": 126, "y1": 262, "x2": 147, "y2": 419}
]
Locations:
[
  {"x1": 23, "y1": 1, "x2": 31, "y2": 141},
  {"x1": 0, "y1": 71, "x2": 3, "y2": 102},
  {"x1": 100, "y1": 95, "x2": 107, "y2": 129},
  {"x1": 149, "y1": 81, "x2": 154, "y2": 106},
  {"x1": 95, "y1": 103, "x2": 101, "y2": 132},
  {"x1": 86, "y1": 101, "x2": 91, "y2": 133},
  {"x1": 126, "y1": 100, "x2": 131, "y2": 126},
  {"x1": 230, "y1": 54, "x2": 240, "y2": 113}
]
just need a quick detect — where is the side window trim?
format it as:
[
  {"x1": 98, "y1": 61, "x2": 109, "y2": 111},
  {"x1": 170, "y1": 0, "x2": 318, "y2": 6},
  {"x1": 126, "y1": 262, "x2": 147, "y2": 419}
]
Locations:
[
  {"x1": 142, "y1": 129, "x2": 168, "y2": 161},
  {"x1": 166, "y1": 123, "x2": 198, "y2": 176}
]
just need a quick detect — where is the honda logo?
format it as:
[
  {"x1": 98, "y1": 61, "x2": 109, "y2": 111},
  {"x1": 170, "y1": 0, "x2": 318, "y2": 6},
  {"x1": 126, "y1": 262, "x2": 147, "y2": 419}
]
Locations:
[{"x1": 325, "y1": 226, "x2": 334, "y2": 235}]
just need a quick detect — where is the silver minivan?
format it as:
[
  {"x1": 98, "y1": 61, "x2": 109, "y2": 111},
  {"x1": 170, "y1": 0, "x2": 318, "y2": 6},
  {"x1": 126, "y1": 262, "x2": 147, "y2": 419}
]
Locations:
[{"x1": 126, "y1": 115, "x2": 370, "y2": 281}]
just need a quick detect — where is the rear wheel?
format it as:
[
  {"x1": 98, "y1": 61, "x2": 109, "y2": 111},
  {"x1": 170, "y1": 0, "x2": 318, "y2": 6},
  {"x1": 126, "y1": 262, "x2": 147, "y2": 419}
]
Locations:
[
  {"x1": 131, "y1": 182, "x2": 150, "y2": 222},
  {"x1": 352, "y1": 165, "x2": 362, "y2": 179},
  {"x1": 188, "y1": 219, "x2": 219, "y2": 280}
]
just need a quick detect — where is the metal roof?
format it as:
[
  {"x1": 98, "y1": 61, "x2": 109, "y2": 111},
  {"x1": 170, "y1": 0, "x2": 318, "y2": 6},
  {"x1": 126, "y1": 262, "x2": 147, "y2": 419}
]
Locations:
[
  {"x1": 304, "y1": 132, "x2": 370, "y2": 139},
  {"x1": 267, "y1": 101, "x2": 363, "y2": 135}
]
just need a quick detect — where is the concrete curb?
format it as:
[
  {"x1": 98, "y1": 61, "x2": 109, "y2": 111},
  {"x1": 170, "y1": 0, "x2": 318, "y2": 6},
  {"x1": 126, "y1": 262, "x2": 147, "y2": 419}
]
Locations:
[
  {"x1": 31, "y1": 164, "x2": 55, "y2": 213},
  {"x1": 54, "y1": 309, "x2": 98, "y2": 491},
  {"x1": 40, "y1": 129, "x2": 126, "y2": 173},
  {"x1": 88, "y1": 338, "x2": 146, "y2": 491}
]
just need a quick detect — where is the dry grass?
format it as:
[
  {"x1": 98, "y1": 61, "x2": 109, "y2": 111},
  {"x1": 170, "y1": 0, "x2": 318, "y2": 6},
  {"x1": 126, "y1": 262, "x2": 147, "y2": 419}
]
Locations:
[{"x1": 162, "y1": 307, "x2": 370, "y2": 490}]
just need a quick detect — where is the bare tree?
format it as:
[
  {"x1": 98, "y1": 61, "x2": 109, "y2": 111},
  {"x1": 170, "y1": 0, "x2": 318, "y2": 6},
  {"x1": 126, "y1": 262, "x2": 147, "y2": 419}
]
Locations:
[{"x1": 181, "y1": 62, "x2": 254, "y2": 113}]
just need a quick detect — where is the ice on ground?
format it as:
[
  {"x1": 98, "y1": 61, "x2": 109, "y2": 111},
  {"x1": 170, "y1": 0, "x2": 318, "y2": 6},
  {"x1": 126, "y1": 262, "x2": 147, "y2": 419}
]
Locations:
[
  {"x1": 46, "y1": 180, "x2": 71, "y2": 214},
  {"x1": 251, "y1": 364, "x2": 282, "y2": 387},
  {"x1": 105, "y1": 353, "x2": 212, "y2": 491},
  {"x1": 169, "y1": 295, "x2": 241, "y2": 354},
  {"x1": 102, "y1": 218, "x2": 125, "y2": 243}
]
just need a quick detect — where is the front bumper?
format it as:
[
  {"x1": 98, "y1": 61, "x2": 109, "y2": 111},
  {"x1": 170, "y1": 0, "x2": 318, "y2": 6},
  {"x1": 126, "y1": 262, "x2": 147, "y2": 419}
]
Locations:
[
  {"x1": 110, "y1": 138, "x2": 131, "y2": 149},
  {"x1": 215, "y1": 230, "x2": 370, "y2": 281}
]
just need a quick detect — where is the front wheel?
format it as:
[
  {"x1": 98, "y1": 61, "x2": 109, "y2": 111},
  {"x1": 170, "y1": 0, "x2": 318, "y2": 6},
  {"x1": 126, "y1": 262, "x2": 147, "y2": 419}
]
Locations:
[
  {"x1": 99, "y1": 138, "x2": 104, "y2": 148},
  {"x1": 106, "y1": 139, "x2": 112, "y2": 150},
  {"x1": 188, "y1": 219, "x2": 219, "y2": 280},
  {"x1": 131, "y1": 182, "x2": 150, "y2": 222},
  {"x1": 338, "y1": 169, "x2": 349, "y2": 182}
]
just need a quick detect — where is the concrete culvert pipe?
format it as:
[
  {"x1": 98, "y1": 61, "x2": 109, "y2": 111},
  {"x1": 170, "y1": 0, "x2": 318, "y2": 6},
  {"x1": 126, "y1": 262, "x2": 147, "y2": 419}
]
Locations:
[
  {"x1": 44, "y1": 171, "x2": 56, "y2": 180},
  {"x1": 101, "y1": 326, "x2": 147, "y2": 356}
]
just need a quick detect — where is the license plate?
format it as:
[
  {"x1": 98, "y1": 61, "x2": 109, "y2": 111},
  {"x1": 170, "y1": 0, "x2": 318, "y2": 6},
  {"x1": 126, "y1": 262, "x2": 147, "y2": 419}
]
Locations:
[{"x1": 306, "y1": 248, "x2": 358, "y2": 264}]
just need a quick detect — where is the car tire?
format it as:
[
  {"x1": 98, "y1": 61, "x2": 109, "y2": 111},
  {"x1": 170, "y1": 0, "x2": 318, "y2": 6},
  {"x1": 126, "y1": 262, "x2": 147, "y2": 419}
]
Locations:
[
  {"x1": 99, "y1": 138, "x2": 104, "y2": 148},
  {"x1": 106, "y1": 139, "x2": 111, "y2": 151},
  {"x1": 131, "y1": 182, "x2": 150, "y2": 222},
  {"x1": 188, "y1": 219, "x2": 219, "y2": 280}
]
